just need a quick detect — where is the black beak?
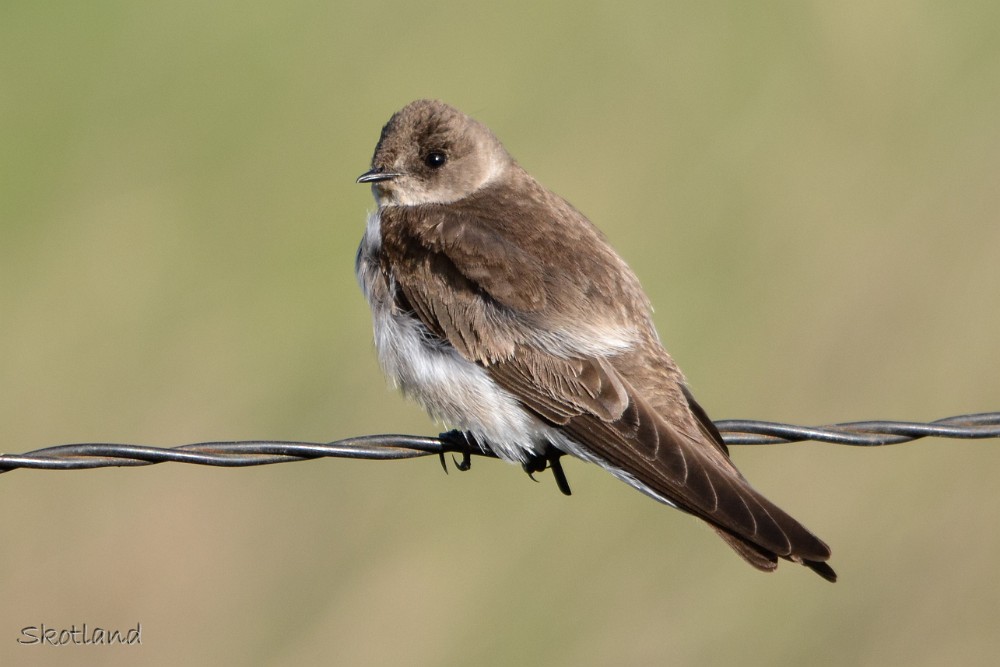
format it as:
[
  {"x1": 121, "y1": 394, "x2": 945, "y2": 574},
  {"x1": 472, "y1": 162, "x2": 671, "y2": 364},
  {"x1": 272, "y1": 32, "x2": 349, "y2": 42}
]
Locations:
[{"x1": 356, "y1": 167, "x2": 401, "y2": 184}]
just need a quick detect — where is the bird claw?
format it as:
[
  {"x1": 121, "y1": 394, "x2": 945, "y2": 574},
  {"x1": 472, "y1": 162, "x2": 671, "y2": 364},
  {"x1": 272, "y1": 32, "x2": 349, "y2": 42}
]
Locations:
[
  {"x1": 522, "y1": 456, "x2": 545, "y2": 483},
  {"x1": 437, "y1": 432, "x2": 571, "y2": 495},
  {"x1": 522, "y1": 448, "x2": 572, "y2": 496},
  {"x1": 549, "y1": 454, "x2": 572, "y2": 496},
  {"x1": 437, "y1": 430, "x2": 477, "y2": 473},
  {"x1": 452, "y1": 451, "x2": 472, "y2": 471}
]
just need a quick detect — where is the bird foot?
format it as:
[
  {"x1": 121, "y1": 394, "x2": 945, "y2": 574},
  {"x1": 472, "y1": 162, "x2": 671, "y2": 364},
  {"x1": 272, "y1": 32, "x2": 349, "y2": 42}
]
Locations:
[
  {"x1": 522, "y1": 449, "x2": 572, "y2": 496},
  {"x1": 437, "y1": 430, "x2": 482, "y2": 473}
]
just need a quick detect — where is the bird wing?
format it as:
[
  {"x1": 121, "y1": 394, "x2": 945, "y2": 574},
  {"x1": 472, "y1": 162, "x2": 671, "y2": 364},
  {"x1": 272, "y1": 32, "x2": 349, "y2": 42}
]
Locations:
[
  {"x1": 486, "y1": 347, "x2": 831, "y2": 563},
  {"x1": 377, "y1": 198, "x2": 834, "y2": 579}
]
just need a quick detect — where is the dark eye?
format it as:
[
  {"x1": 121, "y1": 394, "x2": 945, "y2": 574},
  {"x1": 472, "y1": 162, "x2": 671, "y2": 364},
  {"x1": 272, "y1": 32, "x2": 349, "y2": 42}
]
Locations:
[{"x1": 424, "y1": 151, "x2": 446, "y2": 169}]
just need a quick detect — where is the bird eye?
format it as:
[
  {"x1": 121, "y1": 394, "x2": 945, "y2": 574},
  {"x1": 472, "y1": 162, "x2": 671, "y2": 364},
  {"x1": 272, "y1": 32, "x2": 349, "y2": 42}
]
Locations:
[{"x1": 424, "y1": 151, "x2": 447, "y2": 169}]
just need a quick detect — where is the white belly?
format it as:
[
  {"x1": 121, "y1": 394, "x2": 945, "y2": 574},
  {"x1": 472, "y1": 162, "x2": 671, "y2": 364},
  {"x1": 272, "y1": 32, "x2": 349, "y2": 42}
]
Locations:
[{"x1": 355, "y1": 211, "x2": 549, "y2": 463}]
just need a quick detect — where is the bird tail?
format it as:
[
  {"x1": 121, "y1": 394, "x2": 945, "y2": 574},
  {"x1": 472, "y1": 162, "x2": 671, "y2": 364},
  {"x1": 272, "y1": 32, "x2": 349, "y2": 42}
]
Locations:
[{"x1": 712, "y1": 526, "x2": 837, "y2": 582}]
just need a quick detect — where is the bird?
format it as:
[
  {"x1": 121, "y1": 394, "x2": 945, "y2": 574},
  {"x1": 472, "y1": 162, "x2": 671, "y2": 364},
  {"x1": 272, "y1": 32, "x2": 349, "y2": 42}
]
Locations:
[{"x1": 354, "y1": 99, "x2": 835, "y2": 581}]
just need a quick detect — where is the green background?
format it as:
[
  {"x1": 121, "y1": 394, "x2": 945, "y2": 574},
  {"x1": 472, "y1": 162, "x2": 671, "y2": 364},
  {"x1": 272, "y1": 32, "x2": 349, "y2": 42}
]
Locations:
[{"x1": 2, "y1": 2, "x2": 999, "y2": 665}]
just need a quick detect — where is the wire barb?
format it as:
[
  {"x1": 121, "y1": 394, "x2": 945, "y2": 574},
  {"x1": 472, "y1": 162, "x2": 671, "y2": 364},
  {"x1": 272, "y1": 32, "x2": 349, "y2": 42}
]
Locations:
[{"x1": 1, "y1": 412, "x2": 997, "y2": 474}]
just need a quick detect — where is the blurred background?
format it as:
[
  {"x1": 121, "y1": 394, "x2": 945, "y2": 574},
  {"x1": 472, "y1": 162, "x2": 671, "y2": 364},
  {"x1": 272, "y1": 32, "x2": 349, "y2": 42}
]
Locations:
[{"x1": 2, "y1": 1, "x2": 999, "y2": 665}]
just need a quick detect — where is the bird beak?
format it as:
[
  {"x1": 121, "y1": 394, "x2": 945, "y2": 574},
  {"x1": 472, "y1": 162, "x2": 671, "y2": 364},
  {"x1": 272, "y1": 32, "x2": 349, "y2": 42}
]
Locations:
[{"x1": 356, "y1": 167, "x2": 401, "y2": 184}]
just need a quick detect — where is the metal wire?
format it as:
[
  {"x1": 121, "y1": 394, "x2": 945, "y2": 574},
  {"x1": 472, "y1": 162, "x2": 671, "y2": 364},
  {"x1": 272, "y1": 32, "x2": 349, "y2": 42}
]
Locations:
[{"x1": 1, "y1": 412, "x2": 997, "y2": 474}]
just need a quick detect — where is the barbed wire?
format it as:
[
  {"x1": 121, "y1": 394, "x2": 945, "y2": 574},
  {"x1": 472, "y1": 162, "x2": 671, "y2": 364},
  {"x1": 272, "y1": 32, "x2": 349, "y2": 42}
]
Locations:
[{"x1": 1, "y1": 413, "x2": 997, "y2": 476}]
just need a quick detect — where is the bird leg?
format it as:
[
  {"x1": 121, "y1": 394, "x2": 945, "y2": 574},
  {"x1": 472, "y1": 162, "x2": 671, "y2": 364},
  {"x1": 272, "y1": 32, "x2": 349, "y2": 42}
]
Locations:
[
  {"x1": 522, "y1": 446, "x2": 573, "y2": 496},
  {"x1": 437, "y1": 429, "x2": 487, "y2": 472}
]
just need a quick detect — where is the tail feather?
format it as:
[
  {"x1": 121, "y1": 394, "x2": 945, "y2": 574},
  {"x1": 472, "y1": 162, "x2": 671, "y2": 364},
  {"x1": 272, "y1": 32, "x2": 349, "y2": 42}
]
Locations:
[{"x1": 714, "y1": 526, "x2": 837, "y2": 582}]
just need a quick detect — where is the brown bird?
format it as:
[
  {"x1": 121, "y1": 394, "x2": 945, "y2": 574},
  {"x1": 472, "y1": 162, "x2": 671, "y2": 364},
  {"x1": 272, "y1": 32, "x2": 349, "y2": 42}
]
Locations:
[{"x1": 355, "y1": 99, "x2": 835, "y2": 581}]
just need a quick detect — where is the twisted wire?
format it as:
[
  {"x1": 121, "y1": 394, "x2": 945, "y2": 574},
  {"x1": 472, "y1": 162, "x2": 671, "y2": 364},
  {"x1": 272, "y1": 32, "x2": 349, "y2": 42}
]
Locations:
[{"x1": 1, "y1": 412, "x2": 997, "y2": 473}]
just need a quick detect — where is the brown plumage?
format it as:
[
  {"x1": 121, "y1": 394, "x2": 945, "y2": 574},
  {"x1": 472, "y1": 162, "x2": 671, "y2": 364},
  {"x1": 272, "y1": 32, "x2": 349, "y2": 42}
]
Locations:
[{"x1": 356, "y1": 99, "x2": 835, "y2": 581}]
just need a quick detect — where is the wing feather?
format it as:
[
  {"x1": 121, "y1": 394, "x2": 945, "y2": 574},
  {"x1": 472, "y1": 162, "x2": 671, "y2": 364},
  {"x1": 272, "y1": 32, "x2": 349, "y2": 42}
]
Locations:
[
  {"x1": 376, "y1": 192, "x2": 834, "y2": 579},
  {"x1": 488, "y1": 353, "x2": 832, "y2": 561}
]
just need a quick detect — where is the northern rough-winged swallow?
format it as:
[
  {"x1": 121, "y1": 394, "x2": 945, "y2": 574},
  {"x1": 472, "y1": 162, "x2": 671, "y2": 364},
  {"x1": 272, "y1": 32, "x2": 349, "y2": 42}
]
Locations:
[{"x1": 355, "y1": 99, "x2": 835, "y2": 581}]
